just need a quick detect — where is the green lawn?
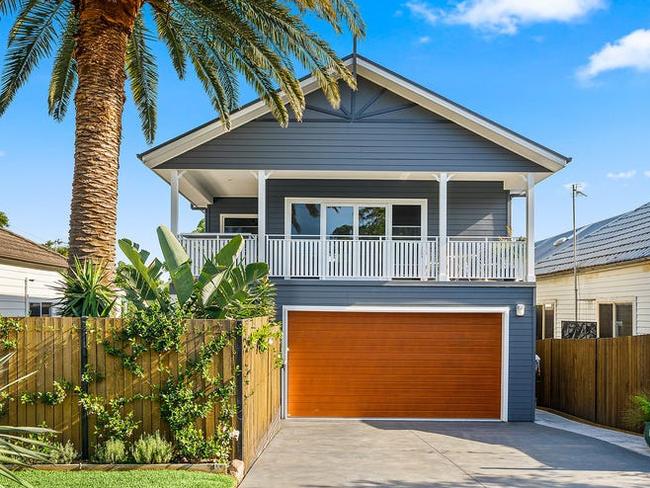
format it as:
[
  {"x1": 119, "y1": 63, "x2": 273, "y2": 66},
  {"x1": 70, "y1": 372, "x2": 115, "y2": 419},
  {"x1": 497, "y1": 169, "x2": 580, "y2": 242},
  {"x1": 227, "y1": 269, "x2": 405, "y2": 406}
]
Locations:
[{"x1": 17, "y1": 470, "x2": 236, "y2": 488}]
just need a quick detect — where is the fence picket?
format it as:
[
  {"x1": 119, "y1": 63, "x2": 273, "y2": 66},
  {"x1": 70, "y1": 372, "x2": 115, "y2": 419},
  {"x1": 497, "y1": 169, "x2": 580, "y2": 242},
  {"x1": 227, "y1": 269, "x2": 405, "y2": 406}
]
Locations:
[
  {"x1": 537, "y1": 336, "x2": 650, "y2": 432},
  {"x1": 0, "y1": 317, "x2": 280, "y2": 467}
]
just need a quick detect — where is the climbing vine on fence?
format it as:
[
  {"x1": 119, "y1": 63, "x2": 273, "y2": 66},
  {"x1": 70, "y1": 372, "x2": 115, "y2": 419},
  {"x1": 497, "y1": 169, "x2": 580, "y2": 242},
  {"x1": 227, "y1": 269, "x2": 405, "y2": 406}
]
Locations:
[
  {"x1": 99, "y1": 311, "x2": 242, "y2": 462},
  {"x1": 2, "y1": 314, "x2": 280, "y2": 463},
  {"x1": 0, "y1": 316, "x2": 22, "y2": 351}
]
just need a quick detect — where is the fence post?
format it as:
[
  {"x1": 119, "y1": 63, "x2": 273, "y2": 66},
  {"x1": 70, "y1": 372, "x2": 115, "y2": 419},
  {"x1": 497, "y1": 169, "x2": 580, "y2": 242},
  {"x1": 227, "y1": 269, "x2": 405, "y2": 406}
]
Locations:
[
  {"x1": 80, "y1": 316, "x2": 89, "y2": 460},
  {"x1": 234, "y1": 319, "x2": 244, "y2": 462}
]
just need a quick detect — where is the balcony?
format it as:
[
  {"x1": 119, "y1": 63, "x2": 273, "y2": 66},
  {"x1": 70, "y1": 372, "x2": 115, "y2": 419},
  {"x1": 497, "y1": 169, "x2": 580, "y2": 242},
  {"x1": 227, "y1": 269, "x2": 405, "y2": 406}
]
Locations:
[{"x1": 180, "y1": 234, "x2": 527, "y2": 282}]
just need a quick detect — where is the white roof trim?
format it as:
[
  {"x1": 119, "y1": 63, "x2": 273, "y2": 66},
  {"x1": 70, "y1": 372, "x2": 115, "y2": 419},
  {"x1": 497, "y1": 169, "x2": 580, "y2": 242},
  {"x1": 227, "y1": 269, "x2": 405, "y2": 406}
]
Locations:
[{"x1": 140, "y1": 56, "x2": 569, "y2": 172}]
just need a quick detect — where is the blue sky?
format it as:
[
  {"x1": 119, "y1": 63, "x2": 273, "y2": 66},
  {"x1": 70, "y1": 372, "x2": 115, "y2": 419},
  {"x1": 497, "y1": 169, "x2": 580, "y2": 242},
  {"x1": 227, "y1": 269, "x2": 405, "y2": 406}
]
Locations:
[{"x1": 1, "y1": 0, "x2": 650, "y2": 254}]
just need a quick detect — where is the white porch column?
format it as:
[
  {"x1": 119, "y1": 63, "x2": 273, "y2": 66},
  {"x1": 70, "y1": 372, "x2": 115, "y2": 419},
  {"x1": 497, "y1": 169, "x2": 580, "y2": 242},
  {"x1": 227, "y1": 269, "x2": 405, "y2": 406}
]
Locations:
[
  {"x1": 257, "y1": 170, "x2": 268, "y2": 262},
  {"x1": 170, "y1": 170, "x2": 180, "y2": 235},
  {"x1": 438, "y1": 173, "x2": 449, "y2": 281},
  {"x1": 526, "y1": 173, "x2": 536, "y2": 282}
]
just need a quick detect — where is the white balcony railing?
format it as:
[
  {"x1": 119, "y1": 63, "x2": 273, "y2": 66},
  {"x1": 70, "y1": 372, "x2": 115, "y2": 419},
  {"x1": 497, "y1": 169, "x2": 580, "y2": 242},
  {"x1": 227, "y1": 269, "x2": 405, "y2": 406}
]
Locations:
[{"x1": 178, "y1": 234, "x2": 526, "y2": 282}]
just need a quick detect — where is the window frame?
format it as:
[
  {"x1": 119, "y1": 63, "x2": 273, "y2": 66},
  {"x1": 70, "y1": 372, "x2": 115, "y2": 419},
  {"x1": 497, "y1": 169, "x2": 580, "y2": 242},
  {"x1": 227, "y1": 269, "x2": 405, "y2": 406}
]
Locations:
[
  {"x1": 536, "y1": 301, "x2": 556, "y2": 339},
  {"x1": 29, "y1": 301, "x2": 54, "y2": 317},
  {"x1": 596, "y1": 299, "x2": 636, "y2": 337},
  {"x1": 219, "y1": 213, "x2": 259, "y2": 234},
  {"x1": 284, "y1": 198, "x2": 428, "y2": 239}
]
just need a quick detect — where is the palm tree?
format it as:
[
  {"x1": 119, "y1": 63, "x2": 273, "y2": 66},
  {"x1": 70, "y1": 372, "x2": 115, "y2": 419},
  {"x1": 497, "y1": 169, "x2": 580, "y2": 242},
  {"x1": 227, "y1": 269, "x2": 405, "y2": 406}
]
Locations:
[{"x1": 0, "y1": 1, "x2": 364, "y2": 273}]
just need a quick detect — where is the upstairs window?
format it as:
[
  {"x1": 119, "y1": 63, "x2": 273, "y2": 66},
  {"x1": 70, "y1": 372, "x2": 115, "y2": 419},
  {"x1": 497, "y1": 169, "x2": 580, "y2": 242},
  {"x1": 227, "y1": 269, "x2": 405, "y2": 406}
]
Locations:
[
  {"x1": 221, "y1": 214, "x2": 258, "y2": 234},
  {"x1": 392, "y1": 205, "x2": 422, "y2": 238},
  {"x1": 291, "y1": 204, "x2": 321, "y2": 237}
]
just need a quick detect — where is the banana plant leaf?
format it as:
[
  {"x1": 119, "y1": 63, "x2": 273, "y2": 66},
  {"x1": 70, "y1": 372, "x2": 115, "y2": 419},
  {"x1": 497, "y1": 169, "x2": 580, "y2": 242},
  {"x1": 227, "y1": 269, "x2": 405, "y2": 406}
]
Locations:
[{"x1": 156, "y1": 225, "x2": 194, "y2": 305}]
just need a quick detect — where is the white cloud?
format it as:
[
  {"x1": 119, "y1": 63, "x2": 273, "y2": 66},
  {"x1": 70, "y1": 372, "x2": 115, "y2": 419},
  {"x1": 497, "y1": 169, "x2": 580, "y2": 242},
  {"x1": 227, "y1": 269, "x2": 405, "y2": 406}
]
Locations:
[
  {"x1": 405, "y1": 1, "x2": 439, "y2": 25},
  {"x1": 578, "y1": 29, "x2": 650, "y2": 80},
  {"x1": 0, "y1": 150, "x2": 5, "y2": 158},
  {"x1": 406, "y1": 0, "x2": 605, "y2": 35},
  {"x1": 645, "y1": 171, "x2": 650, "y2": 178},
  {"x1": 417, "y1": 35, "x2": 432, "y2": 45},
  {"x1": 607, "y1": 170, "x2": 637, "y2": 180}
]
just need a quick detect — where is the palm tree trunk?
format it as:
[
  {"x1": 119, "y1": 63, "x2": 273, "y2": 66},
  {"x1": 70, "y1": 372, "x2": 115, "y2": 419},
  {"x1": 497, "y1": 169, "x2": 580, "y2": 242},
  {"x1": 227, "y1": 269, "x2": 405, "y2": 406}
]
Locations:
[{"x1": 68, "y1": 0, "x2": 141, "y2": 274}]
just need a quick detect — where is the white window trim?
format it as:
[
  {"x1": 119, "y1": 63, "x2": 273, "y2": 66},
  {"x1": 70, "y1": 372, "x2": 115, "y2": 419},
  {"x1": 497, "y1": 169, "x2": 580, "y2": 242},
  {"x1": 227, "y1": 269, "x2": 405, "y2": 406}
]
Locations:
[
  {"x1": 281, "y1": 305, "x2": 510, "y2": 422},
  {"x1": 596, "y1": 299, "x2": 637, "y2": 337},
  {"x1": 219, "y1": 213, "x2": 258, "y2": 234},
  {"x1": 283, "y1": 198, "x2": 428, "y2": 239},
  {"x1": 537, "y1": 301, "x2": 556, "y2": 339}
]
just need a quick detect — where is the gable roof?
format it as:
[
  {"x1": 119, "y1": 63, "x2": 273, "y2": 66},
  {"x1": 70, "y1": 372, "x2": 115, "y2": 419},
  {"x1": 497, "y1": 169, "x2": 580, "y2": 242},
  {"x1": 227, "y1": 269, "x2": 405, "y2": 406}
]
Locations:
[
  {"x1": 139, "y1": 54, "x2": 570, "y2": 172},
  {"x1": 0, "y1": 229, "x2": 68, "y2": 270},
  {"x1": 535, "y1": 202, "x2": 650, "y2": 275}
]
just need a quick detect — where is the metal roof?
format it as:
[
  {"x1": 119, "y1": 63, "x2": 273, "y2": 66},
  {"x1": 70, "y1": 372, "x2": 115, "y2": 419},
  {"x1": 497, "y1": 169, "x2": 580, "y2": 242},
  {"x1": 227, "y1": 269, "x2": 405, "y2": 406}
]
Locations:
[{"x1": 535, "y1": 202, "x2": 650, "y2": 275}]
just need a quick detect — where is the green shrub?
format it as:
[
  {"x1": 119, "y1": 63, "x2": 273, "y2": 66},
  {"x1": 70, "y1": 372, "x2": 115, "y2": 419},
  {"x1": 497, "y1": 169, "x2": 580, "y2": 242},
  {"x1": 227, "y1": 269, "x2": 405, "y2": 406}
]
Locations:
[
  {"x1": 131, "y1": 432, "x2": 173, "y2": 464},
  {"x1": 55, "y1": 258, "x2": 115, "y2": 317},
  {"x1": 625, "y1": 391, "x2": 650, "y2": 429},
  {"x1": 94, "y1": 439, "x2": 128, "y2": 464},
  {"x1": 49, "y1": 441, "x2": 78, "y2": 464}
]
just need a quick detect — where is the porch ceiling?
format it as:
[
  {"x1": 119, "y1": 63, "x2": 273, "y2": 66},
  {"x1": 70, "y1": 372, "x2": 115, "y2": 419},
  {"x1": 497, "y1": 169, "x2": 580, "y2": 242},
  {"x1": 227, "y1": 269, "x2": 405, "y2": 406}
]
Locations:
[{"x1": 154, "y1": 168, "x2": 551, "y2": 207}]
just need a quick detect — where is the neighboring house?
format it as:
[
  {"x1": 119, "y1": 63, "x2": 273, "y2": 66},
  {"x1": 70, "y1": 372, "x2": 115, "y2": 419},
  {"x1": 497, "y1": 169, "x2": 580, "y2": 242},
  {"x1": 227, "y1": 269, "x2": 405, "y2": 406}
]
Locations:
[
  {"x1": 536, "y1": 202, "x2": 650, "y2": 339},
  {"x1": 139, "y1": 54, "x2": 569, "y2": 422},
  {"x1": 0, "y1": 229, "x2": 67, "y2": 317}
]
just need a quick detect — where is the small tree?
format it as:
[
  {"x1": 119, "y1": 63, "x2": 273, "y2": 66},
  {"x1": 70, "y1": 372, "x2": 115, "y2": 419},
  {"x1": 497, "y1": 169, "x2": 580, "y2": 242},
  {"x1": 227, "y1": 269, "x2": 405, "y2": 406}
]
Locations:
[{"x1": 0, "y1": 211, "x2": 8, "y2": 229}]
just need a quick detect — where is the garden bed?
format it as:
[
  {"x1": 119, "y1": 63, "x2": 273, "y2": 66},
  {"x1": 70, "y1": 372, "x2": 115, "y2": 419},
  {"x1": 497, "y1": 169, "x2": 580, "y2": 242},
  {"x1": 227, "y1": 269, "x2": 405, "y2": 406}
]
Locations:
[
  {"x1": 19, "y1": 469, "x2": 236, "y2": 488},
  {"x1": 27, "y1": 462, "x2": 228, "y2": 472}
]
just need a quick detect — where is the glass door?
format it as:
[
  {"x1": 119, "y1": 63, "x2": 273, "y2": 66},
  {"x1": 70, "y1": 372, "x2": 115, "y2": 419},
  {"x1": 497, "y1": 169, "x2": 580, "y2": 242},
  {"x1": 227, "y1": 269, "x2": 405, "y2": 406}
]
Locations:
[
  {"x1": 325, "y1": 205, "x2": 354, "y2": 277},
  {"x1": 358, "y1": 206, "x2": 387, "y2": 278}
]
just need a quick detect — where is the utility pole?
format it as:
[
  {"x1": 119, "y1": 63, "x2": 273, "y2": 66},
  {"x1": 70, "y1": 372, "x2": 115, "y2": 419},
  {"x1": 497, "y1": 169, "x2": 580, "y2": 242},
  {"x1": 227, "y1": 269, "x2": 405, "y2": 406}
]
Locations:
[{"x1": 572, "y1": 184, "x2": 587, "y2": 323}]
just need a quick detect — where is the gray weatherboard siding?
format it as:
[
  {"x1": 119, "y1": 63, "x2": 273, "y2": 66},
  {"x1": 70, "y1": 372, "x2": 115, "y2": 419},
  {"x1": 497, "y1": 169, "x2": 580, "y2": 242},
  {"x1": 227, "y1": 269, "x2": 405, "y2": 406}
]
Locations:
[
  {"x1": 206, "y1": 179, "x2": 509, "y2": 237},
  {"x1": 157, "y1": 77, "x2": 548, "y2": 174},
  {"x1": 274, "y1": 281, "x2": 536, "y2": 422},
  {"x1": 206, "y1": 197, "x2": 258, "y2": 233}
]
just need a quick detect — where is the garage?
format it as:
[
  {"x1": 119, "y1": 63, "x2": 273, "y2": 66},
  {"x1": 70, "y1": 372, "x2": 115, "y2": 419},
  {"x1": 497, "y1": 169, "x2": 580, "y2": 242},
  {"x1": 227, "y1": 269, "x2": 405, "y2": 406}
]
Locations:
[{"x1": 285, "y1": 309, "x2": 506, "y2": 420}]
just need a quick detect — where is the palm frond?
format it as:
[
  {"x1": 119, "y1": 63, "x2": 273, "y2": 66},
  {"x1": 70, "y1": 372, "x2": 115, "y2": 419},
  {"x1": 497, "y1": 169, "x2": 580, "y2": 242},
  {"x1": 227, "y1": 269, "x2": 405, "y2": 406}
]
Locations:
[
  {"x1": 0, "y1": 352, "x2": 55, "y2": 487},
  {"x1": 48, "y1": 10, "x2": 77, "y2": 120},
  {"x1": 292, "y1": 0, "x2": 365, "y2": 37},
  {"x1": 172, "y1": 4, "x2": 238, "y2": 127},
  {"x1": 0, "y1": 0, "x2": 70, "y2": 115},
  {"x1": 152, "y1": 6, "x2": 187, "y2": 79},
  {"x1": 126, "y1": 12, "x2": 159, "y2": 143},
  {"x1": 0, "y1": 0, "x2": 24, "y2": 16}
]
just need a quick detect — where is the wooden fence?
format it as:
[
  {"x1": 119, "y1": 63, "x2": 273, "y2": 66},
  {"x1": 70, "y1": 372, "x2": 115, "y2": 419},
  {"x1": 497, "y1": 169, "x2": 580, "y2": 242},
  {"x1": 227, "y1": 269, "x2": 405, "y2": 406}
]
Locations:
[
  {"x1": 537, "y1": 335, "x2": 650, "y2": 431},
  {"x1": 241, "y1": 318, "x2": 281, "y2": 470},
  {"x1": 0, "y1": 317, "x2": 281, "y2": 469}
]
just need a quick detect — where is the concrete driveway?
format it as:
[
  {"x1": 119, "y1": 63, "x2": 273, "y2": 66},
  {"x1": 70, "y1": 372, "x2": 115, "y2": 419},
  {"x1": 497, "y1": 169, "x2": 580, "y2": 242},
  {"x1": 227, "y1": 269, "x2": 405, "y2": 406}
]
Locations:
[{"x1": 240, "y1": 420, "x2": 650, "y2": 488}]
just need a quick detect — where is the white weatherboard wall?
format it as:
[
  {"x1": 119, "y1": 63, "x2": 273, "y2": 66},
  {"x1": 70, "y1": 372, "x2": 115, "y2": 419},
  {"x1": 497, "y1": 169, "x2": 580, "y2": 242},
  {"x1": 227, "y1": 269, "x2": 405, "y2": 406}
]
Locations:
[
  {"x1": 0, "y1": 262, "x2": 61, "y2": 316},
  {"x1": 536, "y1": 260, "x2": 650, "y2": 337}
]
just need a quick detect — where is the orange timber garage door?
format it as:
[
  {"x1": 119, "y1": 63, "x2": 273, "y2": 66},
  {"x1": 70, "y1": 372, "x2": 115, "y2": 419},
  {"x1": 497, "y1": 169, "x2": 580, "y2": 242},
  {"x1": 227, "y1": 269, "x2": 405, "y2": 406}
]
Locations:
[{"x1": 287, "y1": 311, "x2": 503, "y2": 419}]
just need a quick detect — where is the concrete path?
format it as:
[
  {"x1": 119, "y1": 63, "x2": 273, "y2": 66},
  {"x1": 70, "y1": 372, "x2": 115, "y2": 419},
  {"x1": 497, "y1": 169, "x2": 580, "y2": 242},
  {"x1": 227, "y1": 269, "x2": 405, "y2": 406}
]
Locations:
[
  {"x1": 241, "y1": 418, "x2": 650, "y2": 488},
  {"x1": 535, "y1": 409, "x2": 650, "y2": 459}
]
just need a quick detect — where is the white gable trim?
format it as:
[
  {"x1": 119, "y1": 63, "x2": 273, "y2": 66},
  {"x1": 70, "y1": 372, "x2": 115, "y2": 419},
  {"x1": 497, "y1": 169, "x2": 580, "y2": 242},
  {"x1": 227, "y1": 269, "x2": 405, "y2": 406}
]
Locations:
[{"x1": 140, "y1": 56, "x2": 569, "y2": 172}]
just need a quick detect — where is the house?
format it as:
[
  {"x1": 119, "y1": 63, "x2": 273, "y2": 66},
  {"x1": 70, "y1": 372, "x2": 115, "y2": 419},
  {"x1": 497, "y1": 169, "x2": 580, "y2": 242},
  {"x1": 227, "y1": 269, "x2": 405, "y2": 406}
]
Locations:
[
  {"x1": 139, "y1": 54, "x2": 569, "y2": 422},
  {"x1": 0, "y1": 229, "x2": 67, "y2": 317},
  {"x1": 536, "y1": 202, "x2": 650, "y2": 339}
]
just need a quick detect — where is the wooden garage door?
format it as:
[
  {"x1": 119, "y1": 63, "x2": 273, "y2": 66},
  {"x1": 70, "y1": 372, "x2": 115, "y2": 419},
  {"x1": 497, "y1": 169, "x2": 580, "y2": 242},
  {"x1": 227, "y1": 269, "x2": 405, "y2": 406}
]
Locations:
[{"x1": 287, "y1": 311, "x2": 502, "y2": 419}]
